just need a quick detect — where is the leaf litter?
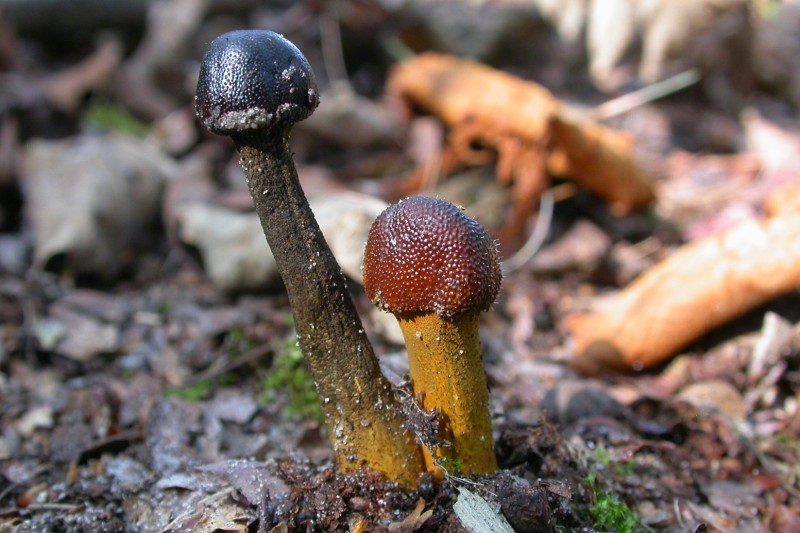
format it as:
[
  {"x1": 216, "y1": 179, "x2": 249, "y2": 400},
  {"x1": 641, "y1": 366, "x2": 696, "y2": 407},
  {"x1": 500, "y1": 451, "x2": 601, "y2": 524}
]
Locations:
[{"x1": 1, "y1": 1, "x2": 800, "y2": 531}]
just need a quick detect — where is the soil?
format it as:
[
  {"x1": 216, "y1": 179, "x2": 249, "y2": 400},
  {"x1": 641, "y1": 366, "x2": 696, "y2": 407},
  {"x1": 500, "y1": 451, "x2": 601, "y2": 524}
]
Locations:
[{"x1": 2, "y1": 2, "x2": 800, "y2": 532}]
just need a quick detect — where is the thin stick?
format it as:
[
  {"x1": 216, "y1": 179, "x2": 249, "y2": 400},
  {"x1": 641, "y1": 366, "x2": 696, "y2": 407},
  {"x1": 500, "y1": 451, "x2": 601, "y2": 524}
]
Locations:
[
  {"x1": 590, "y1": 69, "x2": 701, "y2": 121},
  {"x1": 503, "y1": 189, "x2": 555, "y2": 273},
  {"x1": 319, "y1": 0, "x2": 348, "y2": 85}
]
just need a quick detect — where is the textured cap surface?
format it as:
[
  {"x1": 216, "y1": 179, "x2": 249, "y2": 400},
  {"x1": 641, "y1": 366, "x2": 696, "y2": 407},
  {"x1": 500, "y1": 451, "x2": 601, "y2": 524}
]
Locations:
[
  {"x1": 195, "y1": 30, "x2": 319, "y2": 135},
  {"x1": 363, "y1": 196, "x2": 501, "y2": 317}
]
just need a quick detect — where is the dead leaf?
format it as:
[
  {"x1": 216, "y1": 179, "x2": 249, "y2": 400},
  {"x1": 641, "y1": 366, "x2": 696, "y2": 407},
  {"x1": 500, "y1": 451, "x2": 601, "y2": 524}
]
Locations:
[
  {"x1": 199, "y1": 459, "x2": 292, "y2": 517},
  {"x1": 303, "y1": 81, "x2": 403, "y2": 148},
  {"x1": 48, "y1": 303, "x2": 120, "y2": 362},
  {"x1": 24, "y1": 135, "x2": 175, "y2": 279},
  {"x1": 453, "y1": 487, "x2": 515, "y2": 533},
  {"x1": 177, "y1": 192, "x2": 385, "y2": 292},
  {"x1": 111, "y1": 0, "x2": 208, "y2": 119},
  {"x1": 309, "y1": 192, "x2": 388, "y2": 282},
  {"x1": 177, "y1": 203, "x2": 279, "y2": 292},
  {"x1": 387, "y1": 53, "x2": 655, "y2": 247},
  {"x1": 550, "y1": 111, "x2": 656, "y2": 216},
  {"x1": 677, "y1": 380, "x2": 746, "y2": 422},
  {"x1": 659, "y1": 150, "x2": 762, "y2": 238},
  {"x1": 528, "y1": 219, "x2": 611, "y2": 276}
]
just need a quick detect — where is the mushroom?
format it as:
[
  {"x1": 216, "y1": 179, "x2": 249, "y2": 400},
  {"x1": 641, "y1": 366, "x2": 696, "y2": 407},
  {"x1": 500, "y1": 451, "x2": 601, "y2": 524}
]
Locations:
[
  {"x1": 196, "y1": 30, "x2": 423, "y2": 485},
  {"x1": 363, "y1": 196, "x2": 501, "y2": 475}
]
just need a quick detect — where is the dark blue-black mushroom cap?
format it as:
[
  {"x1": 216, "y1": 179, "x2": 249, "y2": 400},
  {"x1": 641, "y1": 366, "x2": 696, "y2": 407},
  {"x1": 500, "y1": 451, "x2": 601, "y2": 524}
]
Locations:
[{"x1": 195, "y1": 30, "x2": 319, "y2": 135}]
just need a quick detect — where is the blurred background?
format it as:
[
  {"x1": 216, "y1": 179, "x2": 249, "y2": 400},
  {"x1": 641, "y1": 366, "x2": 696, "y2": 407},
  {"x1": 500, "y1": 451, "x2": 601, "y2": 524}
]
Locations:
[{"x1": 1, "y1": 1, "x2": 800, "y2": 531}]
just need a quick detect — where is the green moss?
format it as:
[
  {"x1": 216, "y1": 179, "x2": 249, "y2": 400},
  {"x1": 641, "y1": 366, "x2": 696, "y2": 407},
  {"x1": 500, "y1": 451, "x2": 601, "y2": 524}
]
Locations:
[
  {"x1": 165, "y1": 380, "x2": 212, "y2": 402},
  {"x1": 756, "y1": 0, "x2": 781, "y2": 20},
  {"x1": 594, "y1": 446, "x2": 611, "y2": 465},
  {"x1": 775, "y1": 434, "x2": 800, "y2": 449},
  {"x1": 119, "y1": 367, "x2": 136, "y2": 380},
  {"x1": 585, "y1": 470, "x2": 639, "y2": 533},
  {"x1": 83, "y1": 98, "x2": 150, "y2": 137},
  {"x1": 592, "y1": 490, "x2": 637, "y2": 533},
  {"x1": 594, "y1": 446, "x2": 636, "y2": 476},
  {"x1": 158, "y1": 300, "x2": 173, "y2": 316},
  {"x1": 222, "y1": 328, "x2": 253, "y2": 357},
  {"x1": 262, "y1": 334, "x2": 324, "y2": 423},
  {"x1": 163, "y1": 370, "x2": 239, "y2": 401},
  {"x1": 437, "y1": 456, "x2": 463, "y2": 477}
]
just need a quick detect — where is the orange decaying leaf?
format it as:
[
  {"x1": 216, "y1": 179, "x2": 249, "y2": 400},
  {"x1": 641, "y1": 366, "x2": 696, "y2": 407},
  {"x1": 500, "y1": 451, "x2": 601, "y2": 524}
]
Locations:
[
  {"x1": 566, "y1": 210, "x2": 800, "y2": 374},
  {"x1": 386, "y1": 53, "x2": 656, "y2": 245},
  {"x1": 388, "y1": 53, "x2": 558, "y2": 147}
]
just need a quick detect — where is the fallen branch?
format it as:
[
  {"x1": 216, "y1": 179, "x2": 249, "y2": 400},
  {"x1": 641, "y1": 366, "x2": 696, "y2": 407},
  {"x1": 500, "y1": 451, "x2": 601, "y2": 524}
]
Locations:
[{"x1": 566, "y1": 210, "x2": 800, "y2": 373}]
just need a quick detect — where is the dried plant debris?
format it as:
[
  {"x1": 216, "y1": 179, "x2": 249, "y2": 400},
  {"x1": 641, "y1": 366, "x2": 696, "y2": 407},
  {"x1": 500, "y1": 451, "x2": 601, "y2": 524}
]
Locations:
[
  {"x1": 566, "y1": 197, "x2": 800, "y2": 373},
  {"x1": 176, "y1": 192, "x2": 384, "y2": 292},
  {"x1": 453, "y1": 487, "x2": 515, "y2": 533},
  {"x1": 177, "y1": 203, "x2": 280, "y2": 292},
  {"x1": 4, "y1": 2, "x2": 800, "y2": 532},
  {"x1": 387, "y1": 53, "x2": 655, "y2": 247},
  {"x1": 24, "y1": 135, "x2": 175, "y2": 280},
  {"x1": 536, "y1": 0, "x2": 752, "y2": 90}
]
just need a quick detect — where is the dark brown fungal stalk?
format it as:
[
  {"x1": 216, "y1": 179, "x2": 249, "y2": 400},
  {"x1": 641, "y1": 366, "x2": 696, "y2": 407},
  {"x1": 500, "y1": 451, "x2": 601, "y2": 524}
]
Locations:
[
  {"x1": 363, "y1": 196, "x2": 501, "y2": 476},
  {"x1": 196, "y1": 30, "x2": 423, "y2": 485}
]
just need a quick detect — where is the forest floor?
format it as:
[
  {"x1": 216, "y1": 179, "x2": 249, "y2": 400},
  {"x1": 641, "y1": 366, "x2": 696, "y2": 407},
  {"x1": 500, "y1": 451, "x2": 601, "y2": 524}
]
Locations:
[{"x1": 1, "y1": 1, "x2": 800, "y2": 532}]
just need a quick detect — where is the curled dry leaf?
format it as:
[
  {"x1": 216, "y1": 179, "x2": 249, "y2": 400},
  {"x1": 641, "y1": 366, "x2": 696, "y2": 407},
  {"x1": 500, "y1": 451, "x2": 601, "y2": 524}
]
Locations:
[
  {"x1": 387, "y1": 498, "x2": 433, "y2": 533},
  {"x1": 386, "y1": 53, "x2": 655, "y2": 246},
  {"x1": 566, "y1": 210, "x2": 800, "y2": 373},
  {"x1": 177, "y1": 203, "x2": 279, "y2": 292}
]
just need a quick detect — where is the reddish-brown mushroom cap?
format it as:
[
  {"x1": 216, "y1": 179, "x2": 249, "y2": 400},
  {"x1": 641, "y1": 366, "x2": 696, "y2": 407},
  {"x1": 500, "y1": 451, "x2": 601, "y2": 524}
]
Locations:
[{"x1": 363, "y1": 196, "x2": 501, "y2": 317}]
